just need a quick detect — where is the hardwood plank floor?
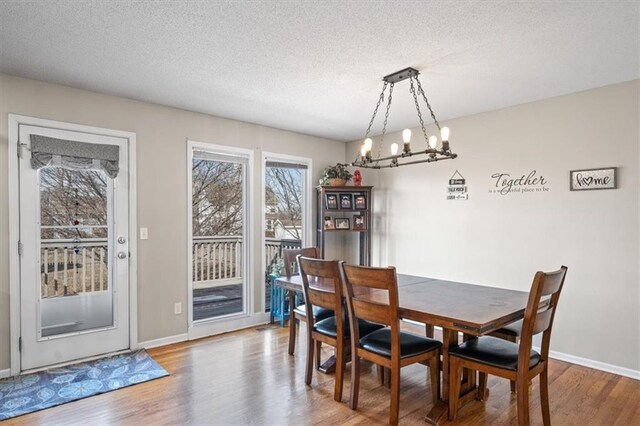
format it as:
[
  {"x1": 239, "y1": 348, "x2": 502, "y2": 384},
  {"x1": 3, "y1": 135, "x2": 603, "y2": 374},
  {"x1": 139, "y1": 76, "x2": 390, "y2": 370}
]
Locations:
[{"x1": 5, "y1": 323, "x2": 639, "y2": 425}]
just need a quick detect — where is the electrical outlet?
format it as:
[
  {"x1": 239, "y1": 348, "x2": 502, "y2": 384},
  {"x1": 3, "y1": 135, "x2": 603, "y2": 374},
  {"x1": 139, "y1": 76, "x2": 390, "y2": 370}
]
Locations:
[
  {"x1": 174, "y1": 302, "x2": 182, "y2": 315},
  {"x1": 140, "y1": 227, "x2": 148, "y2": 240}
]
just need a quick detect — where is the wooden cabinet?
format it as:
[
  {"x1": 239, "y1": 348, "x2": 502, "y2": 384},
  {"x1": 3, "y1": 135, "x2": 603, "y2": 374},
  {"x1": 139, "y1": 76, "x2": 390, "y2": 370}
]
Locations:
[{"x1": 316, "y1": 185, "x2": 372, "y2": 266}]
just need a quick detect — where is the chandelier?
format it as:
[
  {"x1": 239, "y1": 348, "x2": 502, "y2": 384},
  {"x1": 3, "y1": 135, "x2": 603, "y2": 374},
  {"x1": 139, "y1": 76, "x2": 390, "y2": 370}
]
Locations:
[{"x1": 348, "y1": 67, "x2": 457, "y2": 169}]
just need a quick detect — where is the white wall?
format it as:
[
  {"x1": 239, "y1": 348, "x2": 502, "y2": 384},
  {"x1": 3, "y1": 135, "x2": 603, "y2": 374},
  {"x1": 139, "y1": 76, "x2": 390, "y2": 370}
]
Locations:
[
  {"x1": 0, "y1": 74, "x2": 347, "y2": 370},
  {"x1": 347, "y1": 80, "x2": 639, "y2": 373}
]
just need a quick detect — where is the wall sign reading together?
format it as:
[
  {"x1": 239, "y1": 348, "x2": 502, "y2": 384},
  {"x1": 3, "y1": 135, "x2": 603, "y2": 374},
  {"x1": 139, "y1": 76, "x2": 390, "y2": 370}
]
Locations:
[{"x1": 489, "y1": 170, "x2": 549, "y2": 195}]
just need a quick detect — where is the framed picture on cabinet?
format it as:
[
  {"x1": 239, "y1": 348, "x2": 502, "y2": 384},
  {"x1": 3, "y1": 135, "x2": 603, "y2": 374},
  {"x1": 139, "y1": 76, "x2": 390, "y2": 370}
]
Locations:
[
  {"x1": 339, "y1": 193, "x2": 353, "y2": 209},
  {"x1": 354, "y1": 194, "x2": 367, "y2": 209},
  {"x1": 335, "y1": 218, "x2": 350, "y2": 229},
  {"x1": 325, "y1": 194, "x2": 338, "y2": 209},
  {"x1": 352, "y1": 214, "x2": 366, "y2": 230},
  {"x1": 324, "y1": 216, "x2": 335, "y2": 230}
]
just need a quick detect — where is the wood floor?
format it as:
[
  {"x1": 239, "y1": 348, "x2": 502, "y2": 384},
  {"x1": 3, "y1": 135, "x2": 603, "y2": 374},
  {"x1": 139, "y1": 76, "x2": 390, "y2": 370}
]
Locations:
[{"x1": 5, "y1": 323, "x2": 640, "y2": 425}]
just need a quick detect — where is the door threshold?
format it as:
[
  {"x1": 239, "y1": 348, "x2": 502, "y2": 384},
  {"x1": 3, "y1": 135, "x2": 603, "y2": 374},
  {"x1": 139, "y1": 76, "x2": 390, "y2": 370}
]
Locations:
[{"x1": 20, "y1": 348, "x2": 131, "y2": 375}]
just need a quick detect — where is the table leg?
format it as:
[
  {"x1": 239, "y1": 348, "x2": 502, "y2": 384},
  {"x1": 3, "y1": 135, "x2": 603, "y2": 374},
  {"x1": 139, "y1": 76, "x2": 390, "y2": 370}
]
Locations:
[
  {"x1": 288, "y1": 291, "x2": 297, "y2": 355},
  {"x1": 318, "y1": 356, "x2": 337, "y2": 374},
  {"x1": 461, "y1": 333, "x2": 477, "y2": 391},
  {"x1": 318, "y1": 346, "x2": 352, "y2": 374},
  {"x1": 425, "y1": 328, "x2": 481, "y2": 425}
]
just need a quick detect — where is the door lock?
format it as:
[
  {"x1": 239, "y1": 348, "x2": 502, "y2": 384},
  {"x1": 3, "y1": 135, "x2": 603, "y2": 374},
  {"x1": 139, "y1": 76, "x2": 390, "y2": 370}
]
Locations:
[{"x1": 117, "y1": 237, "x2": 127, "y2": 244}]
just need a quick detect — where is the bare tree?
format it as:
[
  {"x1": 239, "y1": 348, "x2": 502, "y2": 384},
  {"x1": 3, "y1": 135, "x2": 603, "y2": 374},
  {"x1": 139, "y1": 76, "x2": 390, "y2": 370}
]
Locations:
[
  {"x1": 265, "y1": 167, "x2": 302, "y2": 240},
  {"x1": 192, "y1": 159, "x2": 243, "y2": 236},
  {"x1": 40, "y1": 168, "x2": 107, "y2": 240}
]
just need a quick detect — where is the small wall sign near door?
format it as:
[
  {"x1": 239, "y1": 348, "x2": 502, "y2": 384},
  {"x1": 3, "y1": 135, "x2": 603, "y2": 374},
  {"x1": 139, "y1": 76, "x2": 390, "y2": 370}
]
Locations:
[
  {"x1": 447, "y1": 170, "x2": 468, "y2": 200},
  {"x1": 570, "y1": 167, "x2": 617, "y2": 191}
]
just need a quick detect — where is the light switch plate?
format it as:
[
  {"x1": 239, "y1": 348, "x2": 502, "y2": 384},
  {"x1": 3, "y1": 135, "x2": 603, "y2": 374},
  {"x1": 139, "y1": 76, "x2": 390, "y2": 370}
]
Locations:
[
  {"x1": 174, "y1": 302, "x2": 182, "y2": 315},
  {"x1": 140, "y1": 227, "x2": 148, "y2": 240}
]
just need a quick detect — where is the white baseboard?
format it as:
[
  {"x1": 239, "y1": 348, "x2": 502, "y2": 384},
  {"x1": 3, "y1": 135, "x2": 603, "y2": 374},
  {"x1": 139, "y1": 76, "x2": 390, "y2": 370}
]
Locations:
[
  {"x1": 139, "y1": 313, "x2": 272, "y2": 349},
  {"x1": 540, "y1": 347, "x2": 640, "y2": 380},
  {"x1": 403, "y1": 320, "x2": 639, "y2": 381},
  {"x1": 139, "y1": 333, "x2": 188, "y2": 349},
  {"x1": 0, "y1": 368, "x2": 11, "y2": 379}
]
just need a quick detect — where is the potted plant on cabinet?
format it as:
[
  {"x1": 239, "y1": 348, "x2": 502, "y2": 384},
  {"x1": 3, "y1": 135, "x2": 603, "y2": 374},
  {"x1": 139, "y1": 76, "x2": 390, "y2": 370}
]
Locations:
[{"x1": 319, "y1": 164, "x2": 353, "y2": 186}]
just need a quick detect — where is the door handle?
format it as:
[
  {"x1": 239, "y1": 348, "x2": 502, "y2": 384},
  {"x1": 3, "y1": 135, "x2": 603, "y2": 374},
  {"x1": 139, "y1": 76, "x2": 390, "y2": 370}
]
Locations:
[{"x1": 117, "y1": 252, "x2": 127, "y2": 259}]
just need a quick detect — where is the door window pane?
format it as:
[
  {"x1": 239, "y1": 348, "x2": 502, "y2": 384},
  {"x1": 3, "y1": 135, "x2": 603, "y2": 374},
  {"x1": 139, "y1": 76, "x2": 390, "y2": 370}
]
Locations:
[{"x1": 39, "y1": 167, "x2": 113, "y2": 337}]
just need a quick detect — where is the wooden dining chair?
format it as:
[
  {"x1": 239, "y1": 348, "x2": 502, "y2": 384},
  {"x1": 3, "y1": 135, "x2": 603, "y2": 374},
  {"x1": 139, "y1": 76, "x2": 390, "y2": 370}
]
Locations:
[
  {"x1": 448, "y1": 266, "x2": 568, "y2": 426},
  {"x1": 298, "y1": 256, "x2": 384, "y2": 402},
  {"x1": 341, "y1": 263, "x2": 442, "y2": 425},
  {"x1": 282, "y1": 247, "x2": 334, "y2": 357}
]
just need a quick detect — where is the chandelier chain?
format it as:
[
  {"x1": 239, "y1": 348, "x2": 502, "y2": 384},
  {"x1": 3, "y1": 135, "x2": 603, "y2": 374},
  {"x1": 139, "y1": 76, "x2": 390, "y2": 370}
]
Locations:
[
  {"x1": 409, "y1": 76, "x2": 430, "y2": 142},
  {"x1": 378, "y1": 82, "x2": 394, "y2": 160},
  {"x1": 364, "y1": 81, "x2": 388, "y2": 138},
  {"x1": 415, "y1": 76, "x2": 441, "y2": 131}
]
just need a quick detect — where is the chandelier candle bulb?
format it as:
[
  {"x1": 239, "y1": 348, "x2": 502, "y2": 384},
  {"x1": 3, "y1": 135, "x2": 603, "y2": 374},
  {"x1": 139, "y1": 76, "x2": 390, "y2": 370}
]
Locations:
[
  {"x1": 402, "y1": 129, "x2": 412, "y2": 153},
  {"x1": 440, "y1": 127, "x2": 450, "y2": 142},
  {"x1": 428, "y1": 135, "x2": 438, "y2": 149},
  {"x1": 402, "y1": 128, "x2": 412, "y2": 143},
  {"x1": 390, "y1": 143, "x2": 399, "y2": 155},
  {"x1": 364, "y1": 138, "x2": 373, "y2": 151}
]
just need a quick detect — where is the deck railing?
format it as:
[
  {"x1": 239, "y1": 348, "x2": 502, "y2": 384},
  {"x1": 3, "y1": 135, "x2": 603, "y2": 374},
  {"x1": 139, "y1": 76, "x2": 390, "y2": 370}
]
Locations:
[
  {"x1": 40, "y1": 239, "x2": 109, "y2": 298},
  {"x1": 264, "y1": 238, "x2": 302, "y2": 272},
  {"x1": 192, "y1": 236, "x2": 242, "y2": 288},
  {"x1": 40, "y1": 236, "x2": 303, "y2": 294},
  {"x1": 192, "y1": 236, "x2": 302, "y2": 288}
]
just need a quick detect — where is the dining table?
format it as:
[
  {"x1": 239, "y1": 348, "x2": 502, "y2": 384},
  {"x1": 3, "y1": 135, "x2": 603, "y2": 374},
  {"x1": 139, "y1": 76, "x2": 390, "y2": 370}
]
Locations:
[{"x1": 275, "y1": 272, "x2": 530, "y2": 425}]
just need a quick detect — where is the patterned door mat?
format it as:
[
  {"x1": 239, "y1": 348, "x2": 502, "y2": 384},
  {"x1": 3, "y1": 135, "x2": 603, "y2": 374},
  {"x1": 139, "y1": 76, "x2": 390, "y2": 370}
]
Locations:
[{"x1": 0, "y1": 349, "x2": 169, "y2": 420}]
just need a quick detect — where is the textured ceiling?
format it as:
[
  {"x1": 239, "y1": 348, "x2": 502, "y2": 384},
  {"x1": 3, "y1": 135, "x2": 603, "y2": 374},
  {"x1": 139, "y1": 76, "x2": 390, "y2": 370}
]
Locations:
[{"x1": 0, "y1": 1, "x2": 638, "y2": 142}]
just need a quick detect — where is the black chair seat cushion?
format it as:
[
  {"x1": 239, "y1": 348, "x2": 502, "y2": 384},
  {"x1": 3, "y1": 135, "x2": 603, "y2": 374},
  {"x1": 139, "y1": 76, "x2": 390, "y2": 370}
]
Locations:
[
  {"x1": 359, "y1": 328, "x2": 442, "y2": 359},
  {"x1": 293, "y1": 305, "x2": 334, "y2": 322},
  {"x1": 314, "y1": 316, "x2": 384, "y2": 339},
  {"x1": 449, "y1": 336, "x2": 540, "y2": 371},
  {"x1": 495, "y1": 319, "x2": 523, "y2": 337}
]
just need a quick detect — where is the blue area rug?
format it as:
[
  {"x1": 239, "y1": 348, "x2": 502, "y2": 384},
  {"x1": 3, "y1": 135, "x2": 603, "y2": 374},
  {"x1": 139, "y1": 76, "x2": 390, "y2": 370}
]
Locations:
[{"x1": 0, "y1": 349, "x2": 169, "y2": 420}]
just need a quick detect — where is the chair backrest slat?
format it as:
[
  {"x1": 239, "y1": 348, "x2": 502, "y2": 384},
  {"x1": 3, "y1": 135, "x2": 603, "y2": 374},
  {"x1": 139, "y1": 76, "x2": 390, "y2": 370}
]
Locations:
[
  {"x1": 298, "y1": 256, "x2": 343, "y2": 328},
  {"x1": 519, "y1": 266, "x2": 568, "y2": 368},
  {"x1": 283, "y1": 247, "x2": 319, "y2": 278},
  {"x1": 532, "y1": 306, "x2": 554, "y2": 335},
  {"x1": 352, "y1": 299, "x2": 389, "y2": 324},
  {"x1": 306, "y1": 287, "x2": 337, "y2": 310},
  {"x1": 539, "y1": 270, "x2": 564, "y2": 296},
  {"x1": 341, "y1": 263, "x2": 398, "y2": 345}
]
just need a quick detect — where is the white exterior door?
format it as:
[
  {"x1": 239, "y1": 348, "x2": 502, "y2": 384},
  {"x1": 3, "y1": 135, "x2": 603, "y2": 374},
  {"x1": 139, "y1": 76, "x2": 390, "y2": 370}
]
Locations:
[{"x1": 18, "y1": 124, "x2": 130, "y2": 371}]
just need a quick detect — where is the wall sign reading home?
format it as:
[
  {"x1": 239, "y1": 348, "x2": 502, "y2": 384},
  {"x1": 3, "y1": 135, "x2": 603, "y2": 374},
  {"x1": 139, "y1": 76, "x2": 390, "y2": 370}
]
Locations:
[
  {"x1": 489, "y1": 170, "x2": 549, "y2": 195},
  {"x1": 570, "y1": 167, "x2": 617, "y2": 191}
]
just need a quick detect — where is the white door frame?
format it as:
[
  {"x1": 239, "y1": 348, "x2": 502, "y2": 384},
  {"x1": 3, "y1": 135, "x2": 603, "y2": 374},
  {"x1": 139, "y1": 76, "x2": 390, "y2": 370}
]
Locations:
[
  {"x1": 261, "y1": 152, "x2": 313, "y2": 312},
  {"x1": 7, "y1": 114, "x2": 138, "y2": 375},
  {"x1": 186, "y1": 139, "x2": 261, "y2": 340}
]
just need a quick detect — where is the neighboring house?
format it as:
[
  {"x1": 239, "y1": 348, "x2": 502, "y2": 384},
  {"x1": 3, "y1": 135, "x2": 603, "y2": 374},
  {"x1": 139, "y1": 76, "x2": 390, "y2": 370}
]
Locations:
[{"x1": 273, "y1": 219, "x2": 302, "y2": 241}]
